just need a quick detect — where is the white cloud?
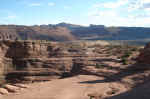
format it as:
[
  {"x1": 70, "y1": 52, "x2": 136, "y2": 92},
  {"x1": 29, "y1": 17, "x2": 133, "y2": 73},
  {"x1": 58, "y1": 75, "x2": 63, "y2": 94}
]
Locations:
[
  {"x1": 88, "y1": 0, "x2": 150, "y2": 27},
  {"x1": 29, "y1": 3, "x2": 42, "y2": 7},
  {"x1": 48, "y1": 2, "x2": 55, "y2": 6},
  {"x1": 144, "y1": 8, "x2": 150, "y2": 11},
  {"x1": 103, "y1": 0, "x2": 128, "y2": 9},
  {"x1": 87, "y1": 8, "x2": 150, "y2": 27},
  {"x1": 0, "y1": 10, "x2": 17, "y2": 21},
  {"x1": 142, "y1": 0, "x2": 150, "y2": 3},
  {"x1": 128, "y1": 0, "x2": 150, "y2": 11},
  {"x1": 127, "y1": 0, "x2": 141, "y2": 11},
  {"x1": 93, "y1": 0, "x2": 128, "y2": 9},
  {"x1": 6, "y1": 15, "x2": 17, "y2": 19},
  {"x1": 1, "y1": 14, "x2": 17, "y2": 20},
  {"x1": 93, "y1": 0, "x2": 150, "y2": 11}
]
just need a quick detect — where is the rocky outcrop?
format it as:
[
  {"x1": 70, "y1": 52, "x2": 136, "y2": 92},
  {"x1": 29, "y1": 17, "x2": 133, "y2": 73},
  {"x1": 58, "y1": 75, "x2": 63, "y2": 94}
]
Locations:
[
  {"x1": 138, "y1": 43, "x2": 150, "y2": 65},
  {"x1": 0, "y1": 40, "x2": 103, "y2": 83},
  {"x1": 0, "y1": 84, "x2": 29, "y2": 95},
  {"x1": 3, "y1": 84, "x2": 20, "y2": 92},
  {"x1": 0, "y1": 88, "x2": 9, "y2": 95},
  {"x1": 0, "y1": 41, "x2": 72, "y2": 83}
]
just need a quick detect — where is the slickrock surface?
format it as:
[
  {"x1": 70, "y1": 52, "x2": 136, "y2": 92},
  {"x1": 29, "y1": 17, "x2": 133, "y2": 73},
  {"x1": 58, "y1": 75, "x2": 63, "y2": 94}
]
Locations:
[
  {"x1": 1, "y1": 75, "x2": 127, "y2": 99},
  {"x1": 0, "y1": 88, "x2": 9, "y2": 95},
  {"x1": 3, "y1": 84, "x2": 20, "y2": 93}
]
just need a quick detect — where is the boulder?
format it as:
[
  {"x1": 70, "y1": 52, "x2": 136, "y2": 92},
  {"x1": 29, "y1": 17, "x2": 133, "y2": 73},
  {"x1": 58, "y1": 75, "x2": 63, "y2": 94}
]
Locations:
[
  {"x1": 4, "y1": 84, "x2": 20, "y2": 92},
  {"x1": 14, "y1": 84, "x2": 29, "y2": 88},
  {"x1": 0, "y1": 88, "x2": 9, "y2": 95}
]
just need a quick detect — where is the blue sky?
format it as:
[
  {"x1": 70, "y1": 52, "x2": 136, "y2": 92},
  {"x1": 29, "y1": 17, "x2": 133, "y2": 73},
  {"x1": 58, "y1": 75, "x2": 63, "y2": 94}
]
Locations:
[{"x1": 0, "y1": 0, "x2": 150, "y2": 27}]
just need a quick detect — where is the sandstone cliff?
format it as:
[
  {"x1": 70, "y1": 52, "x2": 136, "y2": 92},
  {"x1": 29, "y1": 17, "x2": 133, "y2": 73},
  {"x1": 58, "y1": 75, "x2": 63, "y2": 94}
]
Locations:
[
  {"x1": 0, "y1": 40, "x2": 141, "y2": 84},
  {"x1": 0, "y1": 40, "x2": 104, "y2": 83}
]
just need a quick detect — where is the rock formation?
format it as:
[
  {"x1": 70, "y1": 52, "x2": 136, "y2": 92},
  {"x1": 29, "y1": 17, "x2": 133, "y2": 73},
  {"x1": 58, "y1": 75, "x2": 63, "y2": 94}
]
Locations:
[
  {"x1": 138, "y1": 43, "x2": 150, "y2": 65},
  {"x1": 0, "y1": 40, "x2": 103, "y2": 83}
]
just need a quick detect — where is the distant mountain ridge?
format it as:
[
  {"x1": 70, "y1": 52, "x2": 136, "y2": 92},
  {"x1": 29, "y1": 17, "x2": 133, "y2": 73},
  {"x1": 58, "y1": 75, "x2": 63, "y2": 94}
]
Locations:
[{"x1": 0, "y1": 22, "x2": 150, "y2": 41}]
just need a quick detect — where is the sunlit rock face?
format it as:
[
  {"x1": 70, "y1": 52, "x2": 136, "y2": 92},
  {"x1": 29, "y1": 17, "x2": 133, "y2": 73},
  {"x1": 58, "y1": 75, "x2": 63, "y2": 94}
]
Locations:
[
  {"x1": 0, "y1": 41, "x2": 73, "y2": 83},
  {"x1": 0, "y1": 40, "x2": 107, "y2": 83}
]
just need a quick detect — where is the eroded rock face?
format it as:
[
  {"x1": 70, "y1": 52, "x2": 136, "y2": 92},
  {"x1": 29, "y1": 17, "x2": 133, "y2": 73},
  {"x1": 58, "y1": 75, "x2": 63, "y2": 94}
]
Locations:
[
  {"x1": 0, "y1": 41, "x2": 73, "y2": 83},
  {"x1": 0, "y1": 40, "x2": 106, "y2": 83},
  {"x1": 138, "y1": 43, "x2": 150, "y2": 65},
  {"x1": 0, "y1": 41, "x2": 86, "y2": 83}
]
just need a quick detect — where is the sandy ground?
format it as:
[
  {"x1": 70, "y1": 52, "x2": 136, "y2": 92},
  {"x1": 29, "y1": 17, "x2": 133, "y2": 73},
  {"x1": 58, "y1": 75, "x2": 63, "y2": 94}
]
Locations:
[{"x1": 1, "y1": 75, "x2": 127, "y2": 99}]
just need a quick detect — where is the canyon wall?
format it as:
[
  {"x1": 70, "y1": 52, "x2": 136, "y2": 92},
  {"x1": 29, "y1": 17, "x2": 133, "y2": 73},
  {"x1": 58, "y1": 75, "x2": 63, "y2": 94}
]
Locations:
[{"x1": 0, "y1": 40, "x2": 101, "y2": 83}]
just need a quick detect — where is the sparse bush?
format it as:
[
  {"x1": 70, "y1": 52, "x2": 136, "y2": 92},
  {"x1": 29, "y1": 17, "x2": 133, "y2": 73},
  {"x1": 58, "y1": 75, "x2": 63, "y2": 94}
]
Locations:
[
  {"x1": 120, "y1": 51, "x2": 132, "y2": 65},
  {"x1": 131, "y1": 47, "x2": 138, "y2": 51},
  {"x1": 95, "y1": 63, "x2": 106, "y2": 68},
  {"x1": 121, "y1": 57, "x2": 128, "y2": 65}
]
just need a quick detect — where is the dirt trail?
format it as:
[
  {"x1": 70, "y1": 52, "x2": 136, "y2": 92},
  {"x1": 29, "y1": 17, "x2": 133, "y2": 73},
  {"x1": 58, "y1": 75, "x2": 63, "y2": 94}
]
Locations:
[{"x1": 1, "y1": 75, "x2": 127, "y2": 99}]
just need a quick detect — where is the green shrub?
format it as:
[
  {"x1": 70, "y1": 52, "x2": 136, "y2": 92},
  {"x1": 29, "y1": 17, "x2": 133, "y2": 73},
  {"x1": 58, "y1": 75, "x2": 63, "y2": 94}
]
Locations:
[
  {"x1": 95, "y1": 63, "x2": 106, "y2": 68},
  {"x1": 121, "y1": 57, "x2": 128, "y2": 65},
  {"x1": 120, "y1": 51, "x2": 132, "y2": 65}
]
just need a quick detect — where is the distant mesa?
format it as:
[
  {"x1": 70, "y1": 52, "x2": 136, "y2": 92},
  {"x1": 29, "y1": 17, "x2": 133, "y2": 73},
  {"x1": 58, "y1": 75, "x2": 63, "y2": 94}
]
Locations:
[{"x1": 0, "y1": 23, "x2": 150, "y2": 42}]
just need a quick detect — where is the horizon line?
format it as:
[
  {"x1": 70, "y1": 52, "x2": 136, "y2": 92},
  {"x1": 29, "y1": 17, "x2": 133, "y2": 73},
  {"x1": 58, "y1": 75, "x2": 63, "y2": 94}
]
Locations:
[{"x1": 0, "y1": 22, "x2": 149, "y2": 28}]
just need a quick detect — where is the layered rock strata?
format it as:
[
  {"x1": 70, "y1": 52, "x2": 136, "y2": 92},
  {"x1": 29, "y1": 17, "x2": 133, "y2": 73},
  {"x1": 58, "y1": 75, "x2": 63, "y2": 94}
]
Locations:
[{"x1": 0, "y1": 40, "x2": 100, "y2": 83}]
